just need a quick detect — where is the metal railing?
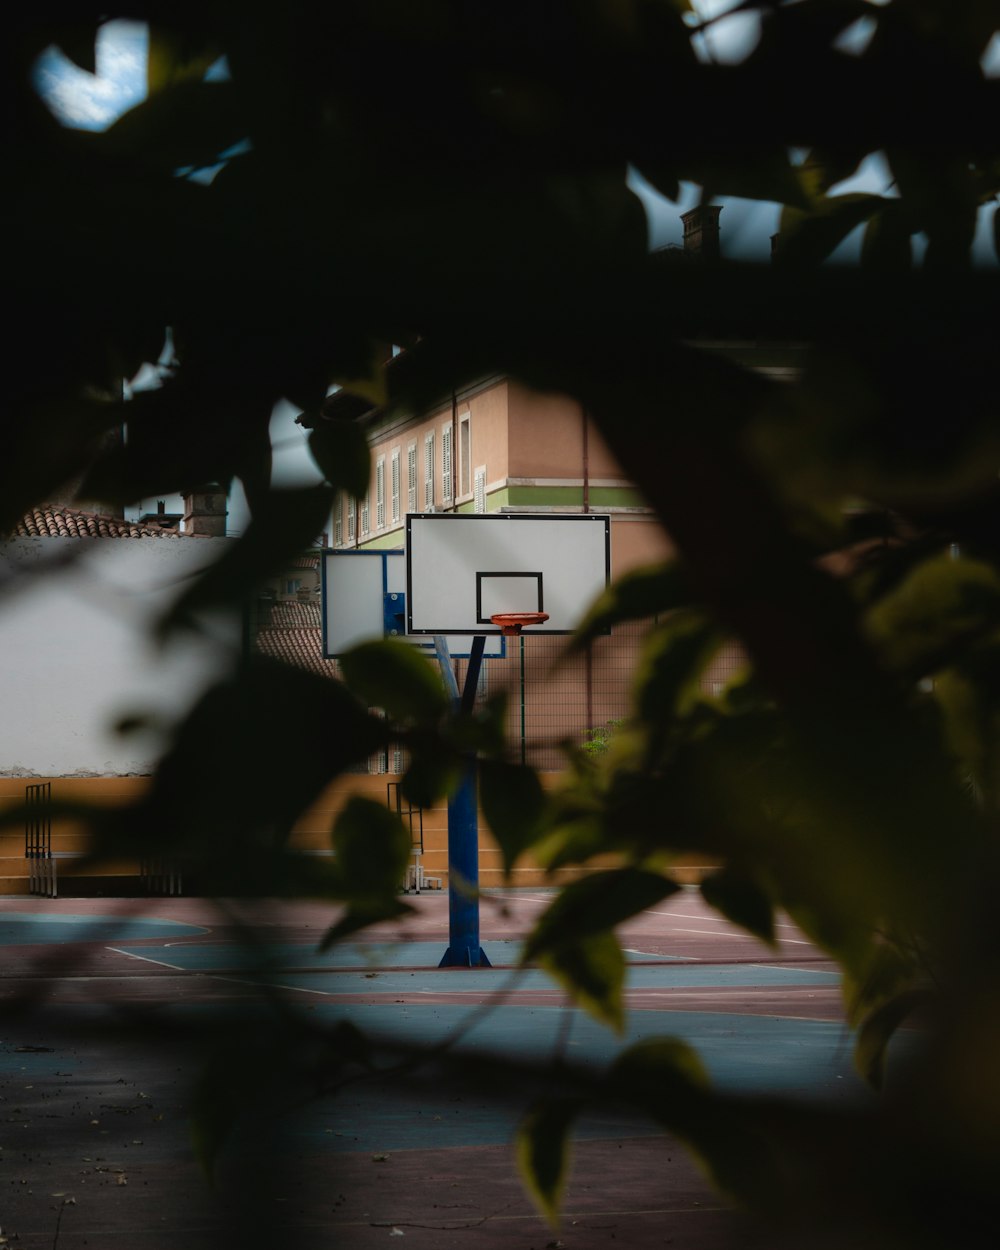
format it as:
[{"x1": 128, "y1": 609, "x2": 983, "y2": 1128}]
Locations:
[
  {"x1": 387, "y1": 781, "x2": 440, "y2": 892},
  {"x1": 24, "y1": 782, "x2": 55, "y2": 895}
]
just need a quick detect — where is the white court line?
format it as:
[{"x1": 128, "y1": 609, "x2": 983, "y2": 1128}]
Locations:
[
  {"x1": 105, "y1": 946, "x2": 184, "y2": 972},
  {"x1": 748, "y1": 963, "x2": 840, "y2": 977},
  {"x1": 209, "y1": 975, "x2": 331, "y2": 997},
  {"x1": 663, "y1": 926, "x2": 815, "y2": 946}
]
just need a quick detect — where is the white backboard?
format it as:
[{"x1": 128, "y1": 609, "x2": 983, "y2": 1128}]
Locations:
[
  {"x1": 406, "y1": 513, "x2": 611, "y2": 634},
  {"x1": 322, "y1": 550, "x2": 505, "y2": 657}
]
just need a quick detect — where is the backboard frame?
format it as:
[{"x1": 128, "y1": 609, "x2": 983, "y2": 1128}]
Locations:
[
  {"x1": 405, "y1": 512, "x2": 611, "y2": 636},
  {"x1": 322, "y1": 548, "x2": 506, "y2": 658}
]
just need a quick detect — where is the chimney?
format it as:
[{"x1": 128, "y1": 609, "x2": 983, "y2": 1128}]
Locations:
[
  {"x1": 256, "y1": 590, "x2": 275, "y2": 629},
  {"x1": 182, "y1": 485, "x2": 228, "y2": 536},
  {"x1": 681, "y1": 205, "x2": 722, "y2": 260}
]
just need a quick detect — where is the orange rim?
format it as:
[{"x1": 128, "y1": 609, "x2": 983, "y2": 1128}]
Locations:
[{"x1": 490, "y1": 612, "x2": 550, "y2": 636}]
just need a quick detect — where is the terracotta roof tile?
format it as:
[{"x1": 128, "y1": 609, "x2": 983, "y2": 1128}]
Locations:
[
  {"x1": 12, "y1": 504, "x2": 195, "y2": 540},
  {"x1": 268, "y1": 600, "x2": 321, "y2": 628},
  {"x1": 254, "y1": 599, "x2": 339, "y2": 678}
]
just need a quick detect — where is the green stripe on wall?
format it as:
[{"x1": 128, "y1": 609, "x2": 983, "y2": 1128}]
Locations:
[{"x1": 505, "y1": 485, "x2": 647, "y2": 509}]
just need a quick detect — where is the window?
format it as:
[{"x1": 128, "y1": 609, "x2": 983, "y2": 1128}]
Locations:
[
  {"x1": 441, "y1": 424, "x2": 453, "y2": 503},
  {"x1": 459, "y1": 415, "x2": 471, "y2": 497},
  {"x1": 474, "y1": 466, "x2": 487, "y2": 513},
  {"x1": 284, "y1": 578, "x2": 302, "y2": 595},
  {"x1": 391, "y1": 448, "x2": 401, "y2": 523},
  {"x1": 333, "y1": 496, "x2": 343, "y2": 546},
  {"x1": 407, "y1": 443, "x2": 417, "y2": 513},
  {"x1": 424, "y1": 432, "x2": 435, "y2": 509},
  {"x1": 376, "y1": 456, "x2": 385, "y2": 530},
  {"x1": 346, "y1": 496, "x2": 356, "y2": 542},
  {"x1": 360, "y1": 489, "x2": 370, "y2": 536}
]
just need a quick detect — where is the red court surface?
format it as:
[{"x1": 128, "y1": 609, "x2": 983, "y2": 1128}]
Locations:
[{"x1": 0, "y1": 888, "x2": 855, "y2": 1249}]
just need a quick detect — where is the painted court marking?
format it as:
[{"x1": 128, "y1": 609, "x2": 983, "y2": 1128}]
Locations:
[{"x1": 107, "y1": 946, "x2": 186, "y2": 971}]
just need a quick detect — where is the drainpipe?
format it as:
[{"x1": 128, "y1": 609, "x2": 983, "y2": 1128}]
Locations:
[
  {"x1": 582, "y1": 409, "x2": 591, "y2": 514},
  {"x1": 451, "y1": 390, "x2": 459, "y2": 511},
  {"x1": 582, "y1": 409, "x2": 594, "y2": 735}
]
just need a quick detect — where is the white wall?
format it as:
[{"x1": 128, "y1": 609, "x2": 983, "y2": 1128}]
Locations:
[{"x1": 0, "y1": 537, "x2": 240, "y2": 776}]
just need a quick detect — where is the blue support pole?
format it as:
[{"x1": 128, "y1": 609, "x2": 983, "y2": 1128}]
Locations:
[{"x1": 435, "y1": 635, "x2": 491, "y2": 968}]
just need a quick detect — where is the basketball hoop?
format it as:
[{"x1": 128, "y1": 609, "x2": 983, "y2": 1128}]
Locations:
[{"x1": 490, "y1": 612, "x2": 550, "y2": 636}]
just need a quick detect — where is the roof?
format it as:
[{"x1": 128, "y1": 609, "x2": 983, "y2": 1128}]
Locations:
[
  {"x1": 254, "y1": 599, "x2": 340, "y2": 679},
  {"x1": 12, "y1": 505, "x2": 192, "y2": 540}
]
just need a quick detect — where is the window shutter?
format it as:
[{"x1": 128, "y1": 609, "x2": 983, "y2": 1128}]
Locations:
[
  {"x1": 442, "y1": 426, "x2": 453, "y2": 502},
  {"x1": 474, "y1": 466, "x2": 486, "y2": 514},
  {"x1": 424, "y1": 433, "x2": 435, "y2": 509}
]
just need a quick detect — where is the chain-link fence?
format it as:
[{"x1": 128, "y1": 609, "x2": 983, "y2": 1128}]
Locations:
[
  {"x1": 251, "y1": 600, "x2": 747, "y2": 775},
  {"x1": 451, "y1": 625, "x2": 748, "y2": 771}
]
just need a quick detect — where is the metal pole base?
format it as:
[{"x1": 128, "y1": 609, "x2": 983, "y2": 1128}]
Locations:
[{"x1": 439, "y1": 945, "x2": 493, "y2": 968}]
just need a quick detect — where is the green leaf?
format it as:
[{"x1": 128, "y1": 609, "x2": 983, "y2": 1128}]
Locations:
[
  {"x1": 80, "y1": 376, "x2": 276, "y2": 506},
  {"x1": 479, "y1": 759, "x2": 547, "y2": 875},
  {"x1": 635, "y1": 615, "x2": 723, "y2": 723},
  {"x1": 854, "y1": 989, "x2": 931, "y2": 1090},
  {"x1": 629, "y1": 161, "x2": 680, "y2": 203},
  {"x1": 539, "y1": 930, "x2": 626, "y2": 1031},
  {"x1": 515, "y1": 1098, "x2": 581, "y2": 1227},
  {"x1": 400, "y1": 747, "x2": 463, "y2": 809},
  {"x1": 861, "y1": 202, "x2": 914, "y2": 272},
  {"x1": 864, "y1": 552, "x2": 1000, "y2": 676},
  {"x1": 692, "y1": 147, "x2": 812, "y2": 211},
  {"x1": 58, "y1": 31, "x2": 99, "y2": 76},
  {"x1": 523, "y1": 868, "x2": 681, "y2": 962},
  {"x1": 97, "y1": 80, "x2": 246, "y2": 175},
  {"x1": 318, "y1": 898, "x2": 414, "y2": 952},
  {"x1": 308, "y1": 418, "x2": 372, "y2": 498},
  {"x1": 147, "y1": 25, "x2": 222, "y2": 95},
  {"x1": 339, "y1": 640, "x2": 449, "y2": 722},
  {"x1": 610, "y1": 1037, "x2": 711, "y2": 1104},
  {"x1": 700, "y1": 867, "x2": 776, "y2": 945},
  {"x1": 158, "y1": 486, "x2": 334, "y2": 635},
  {"x1": 774, "y1": 193, "x2": 886, "y2": 267},
  {"x1": 331, "y1": 796, "x2": 414, "y2": 899},
  {"x1": 841, "y1": 940, "x2": 922, "y2": 1029},
  {"x1": 571, "y1": 562, "x2": 693, "y2": 649}
]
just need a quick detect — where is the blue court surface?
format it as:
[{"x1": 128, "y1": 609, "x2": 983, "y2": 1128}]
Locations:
[
  {"x1": 0, "y1": 912, "x2": 209, "y2": 944},
  {"x1": 110, "y1": 937, "x2": 840, "y2": 984},
  {"x1": 0, "y1": 900, "x2": 909, "y2": 1249}
]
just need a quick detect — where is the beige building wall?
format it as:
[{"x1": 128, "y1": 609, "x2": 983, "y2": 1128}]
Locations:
[{"x1": 506, "y1": 382, "x2": 627, "y2": 481}]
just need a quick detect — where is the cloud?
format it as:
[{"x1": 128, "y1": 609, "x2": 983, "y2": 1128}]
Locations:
[{"x1": 33, "y1": 20, "x2": 147, "y2": 132}]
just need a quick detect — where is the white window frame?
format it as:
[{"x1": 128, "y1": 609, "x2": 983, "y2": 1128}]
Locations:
[
  {"x1": 459, "y1": 414, "x2": 472, "y2": 498},
  {"x1": 441, "y1": 424, "x2": 453, "y2": 504},
  {"x1": 376, "y1": 456, "x2": 386, "y2": 530},
  {"x1": 346, "y1": 496, "x2": 356, "y2": 542},
  {"x1": 390, "y1": 448, "x2": 401, "y2": 524},
  {"x1": 407, "y1": 443, "x2": 417, "y2": 514},
  {"x1": 474, "y1": 465, "x2": 487, "y2": 514},
  {"x1": 424, "y1": 431, "x2": 435, "y2": 510}
]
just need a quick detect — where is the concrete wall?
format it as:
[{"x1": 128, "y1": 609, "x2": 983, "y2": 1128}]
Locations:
[
  {"x1": 0, "y1": 770, "x2": 714, "y2": 891},
  {"x1": 0, "y1": 537, "x2": 239, "y2": 776}
]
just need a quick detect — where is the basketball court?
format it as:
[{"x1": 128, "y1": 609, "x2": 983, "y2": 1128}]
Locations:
[{"x1": 0, "y1": 887, "x2": 880, "y2": 1250}]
